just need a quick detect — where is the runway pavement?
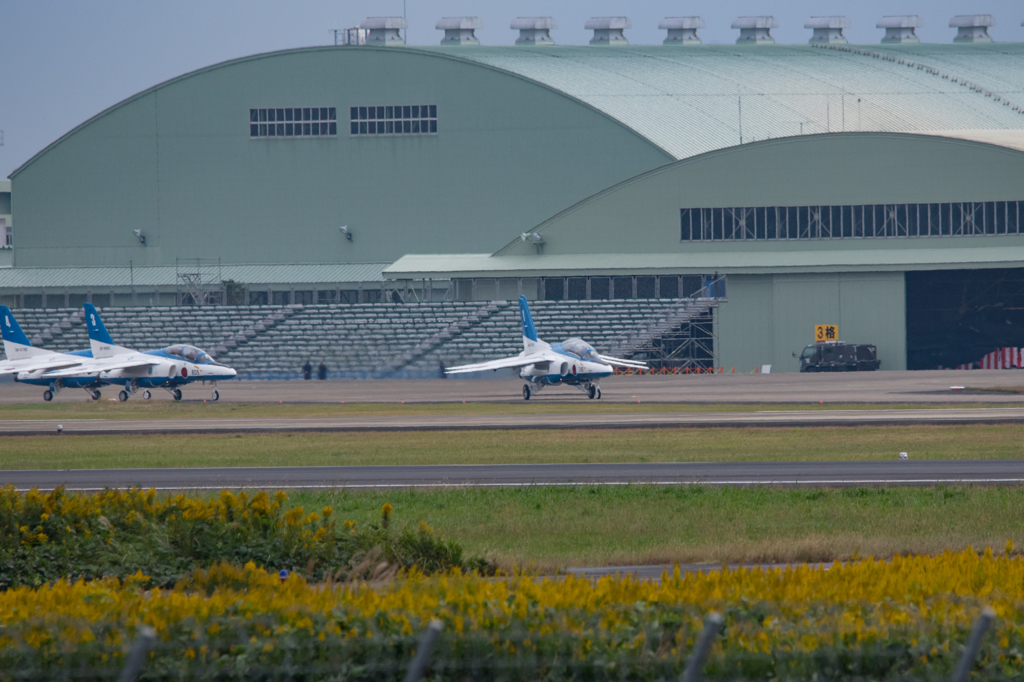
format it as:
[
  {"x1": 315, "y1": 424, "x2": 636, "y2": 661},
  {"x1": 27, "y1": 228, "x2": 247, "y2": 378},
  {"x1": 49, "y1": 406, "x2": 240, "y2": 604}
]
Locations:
[
  {"x1": 5, "y1": 406, "x2": 1024, "y2": 435},
  {"x1": 3, "y1": 370, "x2": 1024, "y2": 404},
  {"x1": 5, "y1": 460, "x2": 1024, "y2": 491}
]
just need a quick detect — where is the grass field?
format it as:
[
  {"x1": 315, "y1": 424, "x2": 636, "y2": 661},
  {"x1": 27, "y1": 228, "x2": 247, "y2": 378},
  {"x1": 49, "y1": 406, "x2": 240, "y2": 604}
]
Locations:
[
  {"x1": 1, "y1": 423, "x2": 1022, "y2": 470},
  {"x1": 290, "y1": 484, "x2": 1024, "y2": 570},
  {"x1": 0, "y1": 400, "x2": 1019, "y2": 421}
]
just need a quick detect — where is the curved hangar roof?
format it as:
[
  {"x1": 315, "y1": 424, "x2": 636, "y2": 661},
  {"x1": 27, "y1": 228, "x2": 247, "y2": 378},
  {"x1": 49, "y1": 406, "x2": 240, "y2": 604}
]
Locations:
[
  {"x1": 14, "y1": 42, "x2": 1024, "y2": 177},
  {"x1": 441, "y1": 43, "x2": 1024, "y2": 160}
]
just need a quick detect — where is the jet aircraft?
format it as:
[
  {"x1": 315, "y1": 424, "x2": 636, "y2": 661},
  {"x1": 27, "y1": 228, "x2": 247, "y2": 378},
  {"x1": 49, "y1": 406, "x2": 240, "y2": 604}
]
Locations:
[
  {"x1": 41, "y1": 304, "x2": 236, "y2": 402},
  {"x1": 1, "y1": 305, "x2": 103, "y2": 401},
  {"x1": 445, "y1": 295, "x2": 647, "y2": 399}
]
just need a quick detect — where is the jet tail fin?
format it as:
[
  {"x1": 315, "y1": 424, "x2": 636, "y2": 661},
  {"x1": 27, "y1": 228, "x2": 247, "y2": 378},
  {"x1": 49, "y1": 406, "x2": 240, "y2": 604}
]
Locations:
[
  {"x1": 519, "y1": 295, "x2": 543, "y2": 352},
  {"x1": 1, "y1": 306, "x2": 47, "y2": 358},
  {"x1": 84, "y1": 303, "x2": 133, "y2": 358}
]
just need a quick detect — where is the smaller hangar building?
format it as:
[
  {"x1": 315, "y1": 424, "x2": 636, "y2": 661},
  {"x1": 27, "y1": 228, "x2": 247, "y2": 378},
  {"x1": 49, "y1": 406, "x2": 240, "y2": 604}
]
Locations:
[{"x1": 388, "y1": 132, "x2": 1024, "y2": 372}]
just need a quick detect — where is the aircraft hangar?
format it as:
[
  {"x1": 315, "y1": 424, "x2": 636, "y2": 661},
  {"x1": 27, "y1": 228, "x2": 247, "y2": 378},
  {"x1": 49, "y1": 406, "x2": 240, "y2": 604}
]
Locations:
[{"x1": 3, "y1": 14, "x2": 1024, "y2": 373}]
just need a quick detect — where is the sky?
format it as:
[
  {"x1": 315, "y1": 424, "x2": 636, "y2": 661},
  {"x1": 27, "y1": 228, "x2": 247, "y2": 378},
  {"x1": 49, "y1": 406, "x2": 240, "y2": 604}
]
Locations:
[{"x1": 1, "y1": 1, "x2": 1021, "y2": 178}]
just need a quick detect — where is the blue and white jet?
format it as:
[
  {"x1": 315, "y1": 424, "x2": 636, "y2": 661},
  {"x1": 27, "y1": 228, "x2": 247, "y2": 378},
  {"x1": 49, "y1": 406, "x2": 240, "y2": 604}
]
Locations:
[
  {"x1": 41, "y1": 303, "x2": 237, "y2": 402},
  {"x1": 445, "y1": 295, "x2": 647, "y2": 400},
  {"x1": 1, "y1": 305, "x2": 104, "y2": 401}
]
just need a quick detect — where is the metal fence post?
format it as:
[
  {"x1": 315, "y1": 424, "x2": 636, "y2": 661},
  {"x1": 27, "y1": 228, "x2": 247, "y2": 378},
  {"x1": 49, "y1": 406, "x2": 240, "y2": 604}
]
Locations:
[
  {"x1": 403, "y1": 619, "x2": 444, "y2": 682},
  {"x1": 952, "y1": 607, "x2": 996, "y2": 682},
  {"x1": 681, "y1": 612, "x2": 724, "y2": 682},
  {"x1": 117, "y1": 626, "x2": 156, "y2": 682}
]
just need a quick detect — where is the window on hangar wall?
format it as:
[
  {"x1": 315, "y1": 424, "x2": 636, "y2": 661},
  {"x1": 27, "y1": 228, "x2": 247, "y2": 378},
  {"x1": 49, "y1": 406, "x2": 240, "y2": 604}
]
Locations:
[
  {"x1": 350, "y1": 105, "x2": 437, "y2": 136},
  {"x1": 250, "y1": 108, "x2": 337, "y2": 138},
  {"x1": 681, "y1": 201, "x2": 1024, "y2": 242}
]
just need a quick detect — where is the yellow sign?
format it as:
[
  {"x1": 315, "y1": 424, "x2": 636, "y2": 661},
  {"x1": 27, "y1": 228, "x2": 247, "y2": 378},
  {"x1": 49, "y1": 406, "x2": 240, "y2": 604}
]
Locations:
[{"x1": 815, "y1": 324, "x2": 838, "y2": 343}]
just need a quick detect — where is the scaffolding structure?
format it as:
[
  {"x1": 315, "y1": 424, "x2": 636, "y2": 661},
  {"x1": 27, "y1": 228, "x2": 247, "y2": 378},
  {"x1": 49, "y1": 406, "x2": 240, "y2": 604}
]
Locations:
[
  {"x1": 176, "y1": 258, "x2": 222, "y2": 306},
  {"x1": 611, "y1": 276, "x2": 727, "y2": 370},
  {"x1": 634, "y1": 309, "x2": 716, "y2": 369}
]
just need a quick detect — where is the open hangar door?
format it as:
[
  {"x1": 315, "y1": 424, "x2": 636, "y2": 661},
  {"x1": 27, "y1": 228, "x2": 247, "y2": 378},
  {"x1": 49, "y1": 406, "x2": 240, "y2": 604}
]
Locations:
[{"x1": 906, "y1": 268, "x2": 1024, "y2": 369}]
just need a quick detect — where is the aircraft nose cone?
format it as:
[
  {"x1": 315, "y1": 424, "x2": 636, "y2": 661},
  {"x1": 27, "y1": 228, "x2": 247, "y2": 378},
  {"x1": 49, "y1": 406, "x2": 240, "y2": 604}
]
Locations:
[{"x1": 224, "y1": 367, "x2": 237, "y2": 377}]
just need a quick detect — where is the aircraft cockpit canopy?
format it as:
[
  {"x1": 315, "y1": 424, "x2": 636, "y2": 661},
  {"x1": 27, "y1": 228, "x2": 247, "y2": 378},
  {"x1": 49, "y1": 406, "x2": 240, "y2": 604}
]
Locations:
[
  {"x1": 164, "y1": 344, "x2": 214, "y2": 365},
  {"x1": 562, "y1": 337, "x2": 599, "y2": 361}
]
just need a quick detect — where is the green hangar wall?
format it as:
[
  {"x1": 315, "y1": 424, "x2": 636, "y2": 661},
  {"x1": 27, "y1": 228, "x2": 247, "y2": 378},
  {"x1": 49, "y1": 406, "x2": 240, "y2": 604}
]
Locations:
[
  {"x1": 720, "y1": 273, "x2": 906, "y2": 373},
  {"x1": 494, "y1": 134, "x2": 1024, "y2": 260},
  {"x1": 9, "y1": 47, "x2": 670, "y2": 269}
]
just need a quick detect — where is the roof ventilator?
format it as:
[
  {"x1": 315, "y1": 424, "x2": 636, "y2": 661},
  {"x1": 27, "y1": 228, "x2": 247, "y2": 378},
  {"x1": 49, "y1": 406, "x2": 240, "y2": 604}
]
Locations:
[
  {"x1": 805, "y1": 16, "x2": 850, "y2": 44},
  {"x1": 877, "y1": 16, "x2": 922, "y2": 44},
  {"x1": 659, "y1": 17, "x2": 704, "y2": 45},
  {"x1": 436, "y1": 17, "x2": 482, "y2": 46},
  {"x1": 732, "y1": 16, "x2": 777, "y2": 44},
  {"x1": 586, "y1": 17, "x2": 631, "y2": 46},
  {"x1": 950, "y1": 15, "x2": 995, "y2": 43},
  {"x1": 360, "y1": 17, "x2": 407, "y2": 46},
  {"x1": 512, "y1": 17, "x2": 557, "y2": 45}
]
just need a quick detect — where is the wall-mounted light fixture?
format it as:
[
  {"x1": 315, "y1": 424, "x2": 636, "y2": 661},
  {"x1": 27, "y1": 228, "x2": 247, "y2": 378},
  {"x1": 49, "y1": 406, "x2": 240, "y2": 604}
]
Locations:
[
  {"x1": 339, "y1": 225, "x2": 352, "y2": 241},
  {"x1": 132, "y1": 229, "x2": 146, "y2": 245},
  {"x1": 520, "y1": 231, "x2": 544, "y2": 254}
]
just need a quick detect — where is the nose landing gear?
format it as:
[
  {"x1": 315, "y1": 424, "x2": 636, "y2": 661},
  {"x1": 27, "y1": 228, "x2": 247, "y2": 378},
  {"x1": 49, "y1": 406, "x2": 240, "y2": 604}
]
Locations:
[
  {"x1": 211, "y1": 389, "x2": 220, "y2": 402},
  {"x1": 143, "y1": 390, "x2": 152, "y2": 400},
  {"x1": 576, "y1": 381, "x2": 602, "y2": 400}
]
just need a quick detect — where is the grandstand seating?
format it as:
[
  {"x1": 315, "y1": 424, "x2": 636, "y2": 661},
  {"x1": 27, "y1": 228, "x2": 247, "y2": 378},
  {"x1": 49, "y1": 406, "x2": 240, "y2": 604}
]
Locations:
[{"x1": 1, "y1": 296, "x2": 718, "y2": 378}]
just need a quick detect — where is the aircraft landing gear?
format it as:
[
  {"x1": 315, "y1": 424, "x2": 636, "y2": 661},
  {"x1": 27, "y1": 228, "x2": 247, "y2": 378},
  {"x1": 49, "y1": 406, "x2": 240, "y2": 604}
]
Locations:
[
  {"x1": 89, "y1": 389, "x2": 101, "y2": 401},
  {"x1": 211, "y1": 389, "x2": 219, "y2": 402},
  {"x1": 118, "y1": 390, "x2": 129, "y2": 402},
  {"x1": 522, "y1": 384, "x2": 531, "y2": 401},
  {"x1": 576, "y1": 381, "x2": 601, "y2": 400},
  {"x1": 173, "y1": 389, "x2": 182, "y2": 402},
  {"x1": 143, "y1": 390, "x2": 152, "y2": 400},
  {"x1": 43, "y1": 380, "x2": 64, "y2": 403}
]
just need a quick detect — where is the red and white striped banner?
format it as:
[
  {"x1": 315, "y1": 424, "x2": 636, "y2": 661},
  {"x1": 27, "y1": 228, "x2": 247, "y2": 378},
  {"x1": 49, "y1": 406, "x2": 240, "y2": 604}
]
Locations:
[{"x1": 976, "y1": 347, "x2": 1023, "y2": 369}]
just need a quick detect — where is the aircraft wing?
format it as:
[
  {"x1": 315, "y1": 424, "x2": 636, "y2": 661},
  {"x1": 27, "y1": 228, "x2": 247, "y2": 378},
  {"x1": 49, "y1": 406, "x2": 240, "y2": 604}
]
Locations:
[
  {"x1": 42, "y1": 357, "x2": 158, "y2": 378},
  {"x1": 0, "y1": 357, "x2": 85, "y2": 375},
  {"x1": 597, "y1": 354, "x2": 649, "y2": 369},
  {"x1": 445, "y1": 352, "x2": 557, "y2": 374}
]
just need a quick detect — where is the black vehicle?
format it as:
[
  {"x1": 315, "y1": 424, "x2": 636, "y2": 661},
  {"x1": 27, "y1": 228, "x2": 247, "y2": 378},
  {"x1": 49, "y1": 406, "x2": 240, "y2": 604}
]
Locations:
[{"x1": 798, "y1": 341, "x2": 880, "y2": 372}]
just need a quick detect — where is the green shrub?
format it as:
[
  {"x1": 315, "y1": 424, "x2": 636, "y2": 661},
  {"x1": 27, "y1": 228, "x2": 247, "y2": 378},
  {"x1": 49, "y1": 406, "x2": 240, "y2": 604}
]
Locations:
[{"x1": 0, "y1": 486, "x2": 492, "y2": 588}]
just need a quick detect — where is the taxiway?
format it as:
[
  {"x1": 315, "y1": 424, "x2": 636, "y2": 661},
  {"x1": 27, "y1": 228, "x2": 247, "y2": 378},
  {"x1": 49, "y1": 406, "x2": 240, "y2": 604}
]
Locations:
[{"x1": 4, "y1": 460, "x2": 1023, "y2": 491}]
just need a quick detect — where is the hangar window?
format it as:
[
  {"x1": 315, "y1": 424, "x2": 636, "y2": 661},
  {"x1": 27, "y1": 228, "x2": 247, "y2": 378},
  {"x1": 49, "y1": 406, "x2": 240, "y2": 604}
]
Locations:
[
  {"x1": 249, "y1": 108, "x2": 337, "y2": 138},
  {"x1": 681, "y1": 201, "x2": 1024, "y2": 242},
  {"x1": 350, "y1": 104, "x2": 438, "y2": 136}
]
